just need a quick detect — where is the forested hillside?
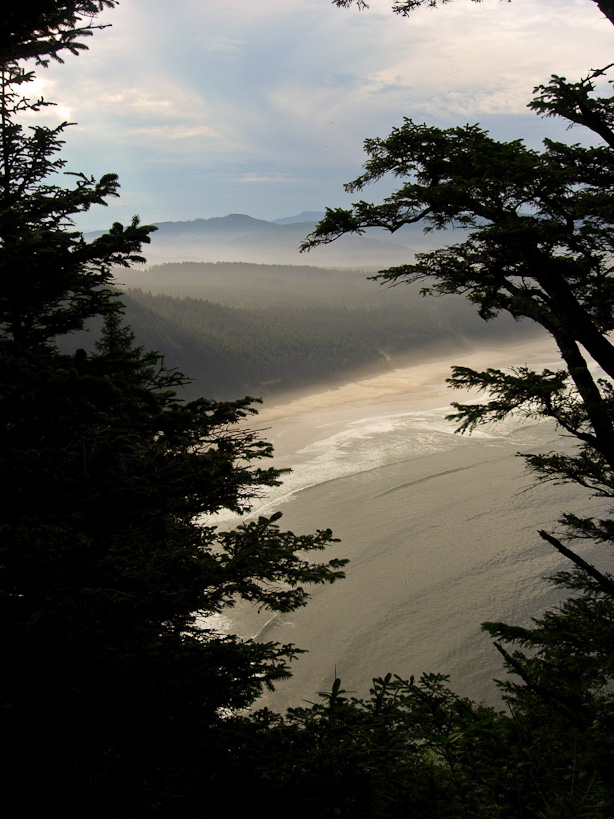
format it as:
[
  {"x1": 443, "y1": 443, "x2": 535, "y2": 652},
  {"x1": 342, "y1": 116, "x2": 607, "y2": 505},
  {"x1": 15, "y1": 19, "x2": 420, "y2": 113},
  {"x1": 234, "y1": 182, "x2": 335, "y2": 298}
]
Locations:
[{"x1": 116, "y1": 262, "x2": 540, "y2": 399}]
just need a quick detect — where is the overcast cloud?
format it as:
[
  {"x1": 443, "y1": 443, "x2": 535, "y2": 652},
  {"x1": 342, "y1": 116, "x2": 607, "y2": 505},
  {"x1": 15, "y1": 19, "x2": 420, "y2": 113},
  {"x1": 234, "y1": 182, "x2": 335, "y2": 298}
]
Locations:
[{"x1": 29, "y1": 0, "x2": 614, "y2": 230}]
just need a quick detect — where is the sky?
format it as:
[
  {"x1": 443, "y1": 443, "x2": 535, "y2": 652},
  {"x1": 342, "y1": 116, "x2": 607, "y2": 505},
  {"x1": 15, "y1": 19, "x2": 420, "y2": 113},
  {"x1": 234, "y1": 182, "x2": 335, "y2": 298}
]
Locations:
[{"x1": 26, "y1": 0, "x2": 614, "y2": 230}]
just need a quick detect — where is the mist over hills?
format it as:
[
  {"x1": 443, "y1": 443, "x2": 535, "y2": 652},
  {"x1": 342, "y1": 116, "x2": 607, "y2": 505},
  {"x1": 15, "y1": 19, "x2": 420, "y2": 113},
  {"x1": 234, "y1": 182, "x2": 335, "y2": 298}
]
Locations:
[
  {"x1": 93, "y1": 212, "x2": 444, "y2": 268},
  {"x1": 110, "y1": 259, "x2": 541, "y2": 401},
  {"x1": 116, "y1": 260, "x2": 409, "y2": 307},
  {"x1": 89, "y1": 211, "x2": 537, "y2": 400}
]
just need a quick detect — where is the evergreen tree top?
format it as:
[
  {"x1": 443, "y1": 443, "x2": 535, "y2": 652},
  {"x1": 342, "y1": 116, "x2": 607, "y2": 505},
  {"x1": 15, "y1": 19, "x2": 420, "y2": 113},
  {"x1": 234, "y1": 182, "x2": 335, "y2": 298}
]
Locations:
[{"x1": 0, "y1": 1, "x2": 117, "y2": 66}]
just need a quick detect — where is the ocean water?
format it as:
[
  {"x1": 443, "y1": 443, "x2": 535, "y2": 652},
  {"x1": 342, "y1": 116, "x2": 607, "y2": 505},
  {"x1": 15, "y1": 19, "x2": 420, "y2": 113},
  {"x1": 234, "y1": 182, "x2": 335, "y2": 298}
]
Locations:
[{"x1": 209, "y1": 339, "x2": 609, "y2": 711}]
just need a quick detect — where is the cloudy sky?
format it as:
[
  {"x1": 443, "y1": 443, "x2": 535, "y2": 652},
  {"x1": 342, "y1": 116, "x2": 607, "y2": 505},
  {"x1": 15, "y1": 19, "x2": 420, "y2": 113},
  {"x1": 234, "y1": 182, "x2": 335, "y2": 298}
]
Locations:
[{"x1": 28, "y1": 0, "x2": 614, "y2": 230}]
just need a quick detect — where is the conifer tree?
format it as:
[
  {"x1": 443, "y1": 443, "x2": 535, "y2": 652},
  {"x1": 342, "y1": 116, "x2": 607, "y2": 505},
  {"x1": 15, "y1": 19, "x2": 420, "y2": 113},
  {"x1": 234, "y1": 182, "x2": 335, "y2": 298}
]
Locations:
[
  {"x1": 303, "y1": 11, "x2": 614, "y2": 817},
  {"x1": 0, "y1": 4, "x2": 346, "y2": 813}
]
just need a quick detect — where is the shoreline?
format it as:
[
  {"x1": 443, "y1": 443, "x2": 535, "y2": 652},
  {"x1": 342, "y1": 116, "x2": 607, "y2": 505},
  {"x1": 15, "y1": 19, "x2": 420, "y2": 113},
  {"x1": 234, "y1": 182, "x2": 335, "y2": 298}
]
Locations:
[
  {"x1": 215, "y1": 332, "x2": 595, "y2": 713},
  {"x1": 254, "y1": 333, "x2": 561, "y2": 428}
]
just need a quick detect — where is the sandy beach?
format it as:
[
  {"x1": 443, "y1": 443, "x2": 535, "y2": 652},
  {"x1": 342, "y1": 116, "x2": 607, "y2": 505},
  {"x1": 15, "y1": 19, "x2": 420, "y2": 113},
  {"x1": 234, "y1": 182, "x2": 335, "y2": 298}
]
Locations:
[{"x1": 215, "y1": 335, "x2": 606, "y2": 712}]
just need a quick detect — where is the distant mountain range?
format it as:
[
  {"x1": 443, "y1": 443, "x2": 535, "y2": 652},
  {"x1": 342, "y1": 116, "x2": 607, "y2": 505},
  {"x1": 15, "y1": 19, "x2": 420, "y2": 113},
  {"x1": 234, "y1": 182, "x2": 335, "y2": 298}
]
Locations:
[
  {"x1": 271, "y1": 211, "x2": 326, "y2": 225},
  {"x1": 89, "y1": 212, "x2": 449, "y2": 268}
]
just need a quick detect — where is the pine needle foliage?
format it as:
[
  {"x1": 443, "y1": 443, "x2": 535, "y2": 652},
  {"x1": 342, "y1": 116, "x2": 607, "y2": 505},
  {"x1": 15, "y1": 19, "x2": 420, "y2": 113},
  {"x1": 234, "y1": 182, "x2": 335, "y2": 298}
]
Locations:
[{"x1": 0, "y1": 5, "x2": 346, "y2": 814}]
